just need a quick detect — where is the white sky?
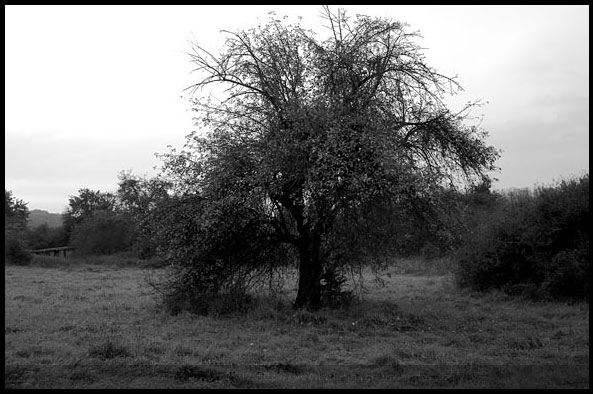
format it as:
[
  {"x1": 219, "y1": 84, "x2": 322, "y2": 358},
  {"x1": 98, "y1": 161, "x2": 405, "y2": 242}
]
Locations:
[{"x1": 5, "y1": 5, "x2": 589, "y2": 213}]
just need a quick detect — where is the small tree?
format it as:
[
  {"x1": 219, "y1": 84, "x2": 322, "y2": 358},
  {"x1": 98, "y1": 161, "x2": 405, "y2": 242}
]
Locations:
[
  {"x1": 63, "y1": 188, "x2": 116, "y2": 226},
  {"x1": 157, "y1": 7, "x2": 499, "y2": 310},
  {"x1": 5, "y1": 190, "x2": 29, "y2": 234},
  {"x1": 116, "y1": 171, "x2": 172, "y2": 258},
  {"x1": 5, "y1": 190, "x2": 32, "y2": 265},
  {"x1": 62, "y1": 188, "x2": 117, "y2": 242}
]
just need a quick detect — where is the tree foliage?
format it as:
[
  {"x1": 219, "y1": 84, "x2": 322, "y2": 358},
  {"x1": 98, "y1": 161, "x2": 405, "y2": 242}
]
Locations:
[
  {"x1": 456, "y1": 174, "x2": 589, "y2": 301},
  {"x1": 157, "y1": 7, "x2": 499, "y2": 311},
  {"x1": 63, "y1": 188, "x2": 117, "y2": 232},
  {"x1": 116, "y1": 171, "x2": 173, "y2": 258},
  {"x1": 25, "y1": 224, "x2": 69, "y2": 250},
  {"x1": 63, "y1": 188, "x2": 127, "y2": 255},
  {"x1": 149, "y1": 194, "x2": 292, "y2": 314},
  {"x1": 69, "y1": 210, "x2": 135, "y2": 256},
  {"x1": 5, "y1": 190, "x2": 32, "y2": 265},
  {"x1": 5, "y1": 189, "x2": 29, "y2": 234}
]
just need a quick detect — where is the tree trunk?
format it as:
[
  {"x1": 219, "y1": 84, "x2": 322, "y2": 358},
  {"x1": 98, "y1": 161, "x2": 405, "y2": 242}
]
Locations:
[{"x1": 294, "y1": 236, "x2": 322, "y2": 310}]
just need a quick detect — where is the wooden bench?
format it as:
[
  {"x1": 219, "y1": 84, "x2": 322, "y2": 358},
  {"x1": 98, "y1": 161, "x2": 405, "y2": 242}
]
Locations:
[{"x1": 29, "y1": 247, "x2": 75, "y2": 258}]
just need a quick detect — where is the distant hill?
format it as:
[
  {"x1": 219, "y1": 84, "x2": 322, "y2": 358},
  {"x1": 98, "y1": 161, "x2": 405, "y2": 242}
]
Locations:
[{"x1": 27, "y1": 209, "x2": 63, "y2": 229}]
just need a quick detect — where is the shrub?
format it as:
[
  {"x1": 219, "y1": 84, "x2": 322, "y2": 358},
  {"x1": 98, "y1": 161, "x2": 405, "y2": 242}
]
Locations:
[
  {"x1": 319, "y1": 265, "x2": 354, "y2": 309},
  {"x1": 4, "y1": 237, "x2": 32, "y2": 265},
  {"x1": 455, "y1": 174, "x2": 589, "y2": 301},
  {"x1": 70, "y1": 210, "x2": 134, "y2": 256},
  {"x1": 25, "y1": 224, "x2": 68, "y2": 250},
  {"x1": 541, "y1": 244, "x2": 589, "y2": 301}
]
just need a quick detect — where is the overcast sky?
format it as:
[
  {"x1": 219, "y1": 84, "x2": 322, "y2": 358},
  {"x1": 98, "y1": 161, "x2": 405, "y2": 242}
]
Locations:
[{"x1": 5, "y1": 5, "x2": 589, "y2": 213}]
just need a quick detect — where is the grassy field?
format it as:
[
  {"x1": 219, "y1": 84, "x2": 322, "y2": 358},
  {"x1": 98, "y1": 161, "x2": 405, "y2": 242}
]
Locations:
[{"x1": 5, "y1": 256, "x2": 589, "y2": 388}]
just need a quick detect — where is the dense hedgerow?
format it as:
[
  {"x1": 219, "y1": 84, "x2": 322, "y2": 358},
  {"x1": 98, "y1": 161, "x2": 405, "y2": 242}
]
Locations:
[{"x1": 456, "y1": 173, "x2": 589, "y2": 301}]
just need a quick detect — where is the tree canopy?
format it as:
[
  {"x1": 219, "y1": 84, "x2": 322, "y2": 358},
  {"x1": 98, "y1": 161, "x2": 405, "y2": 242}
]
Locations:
[
  {"x1": 5, "y1": 190, "x2": 32, "y2": 265},
  {"x1": 64, "y1": 188, "x2": 116, "y2": 221},
  {"x1": 5, "y1": 189, "x2": 29, "y2": 233},
  {"x1": 157, "y1": 7, "x2": 499, "y2": 311}
]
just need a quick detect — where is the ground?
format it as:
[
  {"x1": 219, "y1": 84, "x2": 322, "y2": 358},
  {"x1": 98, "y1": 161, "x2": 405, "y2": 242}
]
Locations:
[{"x1": 4, "y1": 256, "x2": 589, "y2": 388}]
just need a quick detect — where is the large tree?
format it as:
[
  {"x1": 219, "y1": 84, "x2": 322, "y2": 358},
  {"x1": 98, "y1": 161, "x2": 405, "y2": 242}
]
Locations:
[{"x1": 159, "y1": 7, "x2": 499, "y2": 310}]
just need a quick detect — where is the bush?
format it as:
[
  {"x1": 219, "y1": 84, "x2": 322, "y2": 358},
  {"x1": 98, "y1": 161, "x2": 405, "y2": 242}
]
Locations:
[
  {"x1": 70, "y1": 211, "x2": 134, "y2": 256},
  {"x1": 25, "y1": 224, "x2": 68, "y2": 250},
  {"x1": 542, "y1": 244, "x2": 589, "y2": 301},
  {"x1": 319, "y1": 265, "x2": 354, "y2": 309},
  {"x1": 5, "y1": 237, "x2": 33, "y2": 265},
  {"x1": 455, "y1": 174, "x2": 589, "y2": 301}
]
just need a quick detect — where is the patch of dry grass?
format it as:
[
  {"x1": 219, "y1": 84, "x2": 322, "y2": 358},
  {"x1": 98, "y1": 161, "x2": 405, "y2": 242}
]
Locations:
[{"x1": 4, "y1": 257, "x2": 589, "y2": 388}]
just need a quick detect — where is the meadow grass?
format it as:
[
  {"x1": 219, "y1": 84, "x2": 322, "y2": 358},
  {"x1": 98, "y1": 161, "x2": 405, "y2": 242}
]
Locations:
[{"x1": 5, "y1": 255, "x2": 589, "y2": 388}]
